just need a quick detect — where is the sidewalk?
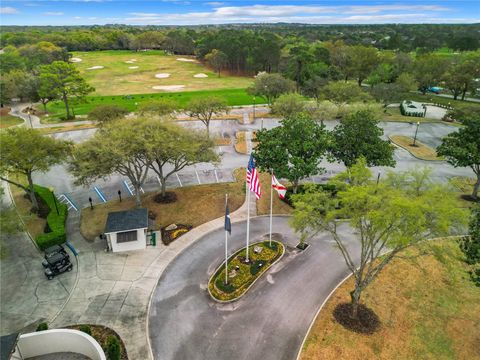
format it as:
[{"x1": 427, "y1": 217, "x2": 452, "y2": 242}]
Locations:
[{"x1": 51, "y1": 188, "x2": 255, "y2": 359}]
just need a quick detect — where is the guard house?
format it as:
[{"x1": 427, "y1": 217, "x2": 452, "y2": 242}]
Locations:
[{"x1": 104, "y1": 208, "x2": 149, "y2": 252}]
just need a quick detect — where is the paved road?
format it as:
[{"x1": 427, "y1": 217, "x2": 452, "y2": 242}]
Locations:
[{"x1": 149, "y1": 216, "x2": 360, "y2": 360}]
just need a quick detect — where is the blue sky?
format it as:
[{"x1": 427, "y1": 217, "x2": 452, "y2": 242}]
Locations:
[{"x1": 1, "y1": 0, "x2": 479, "y2": 26}]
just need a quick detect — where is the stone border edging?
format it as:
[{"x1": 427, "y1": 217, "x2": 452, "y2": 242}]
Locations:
[
  {"x1": 388, "y1": 135, "x2": 444, "y2": 162},
  {"x1": 294, "y1": 234, "x2": 467, "y2": 360},
  {"x1": 207, "y1": 240, "x2": 286, "y2": 304}
]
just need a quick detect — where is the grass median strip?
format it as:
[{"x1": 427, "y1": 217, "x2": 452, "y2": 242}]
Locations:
[{"x1": 389, "y1": 135, "x2": 442, "y2": 161}]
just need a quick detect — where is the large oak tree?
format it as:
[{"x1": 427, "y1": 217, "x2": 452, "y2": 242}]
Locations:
[
  {"x1": 291, "y1": 160, "x2": 466, "y2": 319},
  {"x1": 253, "y1": 113, "x2": 330, "y2": 193}
]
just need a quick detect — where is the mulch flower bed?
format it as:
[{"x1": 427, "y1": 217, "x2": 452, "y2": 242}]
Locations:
[
  {"x1": 67, "y1": 324, "x2": 128, "y2": 360},
  {"x1": 161, "y1": 223, "x2": 192, "y2": 245}
]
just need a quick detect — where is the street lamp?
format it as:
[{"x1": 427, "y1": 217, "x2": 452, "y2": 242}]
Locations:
[
  {"x1": 49, "y1": 188, "x2": 59, "y2": 215},
  {"x1": 27, "y1": 111, "x2": 33, "y2": 129},
  {"x1": 412, "y1": 121, "x2": 420, "y2": 147},
  {"x1": 376, "y1": 171, "x2": 381, "y2": 186},
  {"x1": 88, "y1": 197, "x2": 93, "y2": 210},
  {"x1": 253, "y1": 96, "x2": 256, "y2": 123},
  {"x1": 118, "y1": 190, "x2": 122, "y2": 202}
]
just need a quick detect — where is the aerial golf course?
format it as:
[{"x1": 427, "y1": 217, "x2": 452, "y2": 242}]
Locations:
[{"x1": 40, "y1": 50, "x2": 255, "y2": 120}]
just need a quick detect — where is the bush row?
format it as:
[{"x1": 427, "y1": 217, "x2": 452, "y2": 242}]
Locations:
[{"x1": 34, "y1": 185, "x2": 68, "y2": 250}]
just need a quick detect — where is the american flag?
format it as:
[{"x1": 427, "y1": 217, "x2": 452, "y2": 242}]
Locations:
[{"x1": 246, "y1": 154, "x2": 261, "y2": 200}]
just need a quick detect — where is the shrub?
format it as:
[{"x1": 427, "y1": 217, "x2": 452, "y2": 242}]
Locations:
[
  {"x1": 250, "y1": 260, "x2": 264, "y2": 275},
  {"x1": 460, "y1": 206, "x2": 480, "y2": 264},
  {"x1": 215, "y1": 278, "x2": 236, "y2": 293},
  {"x1": 470, "y1": 267, "x2": 480, "y2": 287},
  {"x1": 79, "y1": 324, "x2": 92, "y2": 336},
  {"x1": 138, "y1": 99, "x2": 177, "y2": 115},
  {"x1": 36, "y1": 322, "x2": 48, "y2": 331},
  {"x1": 34, "y1": 185, "x2": 68, "y2": 250},
  {"x1": 106, "y1": 335, "x2": 121, "y2": 360},
  {"x1": 89, "y1": 104, "x2": 129, "y2": 126}
]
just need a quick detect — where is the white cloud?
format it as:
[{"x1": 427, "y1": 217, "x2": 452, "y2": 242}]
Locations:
[
  {"x1": 43, "y1": 11, "x2": 64, "y2": 16},
  {"x1": 204, "y1": 2, "x2": 225, "y2": 6},
  {"x1": 0, "y1": 7, "x2": 18, "y2": 14},
  {"x1": 125, "y1": 4, "x2": 458, "y2": 25}
]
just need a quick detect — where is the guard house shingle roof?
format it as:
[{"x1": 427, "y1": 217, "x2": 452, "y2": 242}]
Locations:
[{"x1": 105, "y1": 208, "x2": 148, "y2": 234}]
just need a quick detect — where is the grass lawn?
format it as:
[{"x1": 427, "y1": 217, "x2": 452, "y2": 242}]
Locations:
[
  {"x1": 8, "y1": 175, "x2": 46, "y2": 239},
  {"x1": 71, "y1": 50, "x2": 253, "y2": 96},
  {"x1": 80, "y1": 169, "x2": 245, "y2": 241},
  {"x1": 389, "y1": 135, "x2": 442, "y2": 161},
  {"x1": 234, "y1": 131, "x2": 248, "y2": 154},
  {"x1": 38, "y1": 88, "x2": 258, "y2": 122},
  {"x1": 300, "y1": 238, "x2": 480, "y2": 360},
  {"x1": 0, "y1": 107, "x2": 23, "y2": 128}
]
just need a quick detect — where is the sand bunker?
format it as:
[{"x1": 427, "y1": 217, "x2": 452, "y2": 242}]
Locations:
[
  {"x1": 176, "y1": 58, "x2": 197, "y2": 62},
  {"x1": 193, "y1": 73, "x2": 208, "y2": 78},
  {"x1": 70, "y1": 57, "x2": 82, "y2": 63},
  {"x1": 125, "y1": 60, "x2": 136, "y2": 64},
  {"x1": 128, "y1": 66, "x2": 139, "y2": 69},
  {"x1": 155, "y1": 73, "x2": 171, "y2": 79},
  {"x1": 152, "y1": 85, "x2": 185, "y2": 91},
  {"x1": 87, "y1": 66, "x2": 104, "y2": 70}
]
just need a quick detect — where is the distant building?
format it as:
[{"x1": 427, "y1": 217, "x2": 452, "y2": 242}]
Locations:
[{"x1": 104, "y1": 208, "x2": 149, "y2": 252}]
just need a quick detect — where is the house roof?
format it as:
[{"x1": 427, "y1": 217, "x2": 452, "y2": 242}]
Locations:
[
  {"x1": 1, "y1": 333, "x2": 19, "y2": 360},
  {"x1": 105, "y1": 208, "x2": 149, "y2": 234}
]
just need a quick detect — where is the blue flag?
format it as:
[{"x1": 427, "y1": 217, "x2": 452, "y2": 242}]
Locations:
[{"x1": 224, "y1": 203, "x2": 231, "y2": 234}]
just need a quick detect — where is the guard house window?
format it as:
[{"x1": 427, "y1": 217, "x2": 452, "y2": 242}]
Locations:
[{"x1": 117, "y1": 230, "x2": 137, "y2": 243}]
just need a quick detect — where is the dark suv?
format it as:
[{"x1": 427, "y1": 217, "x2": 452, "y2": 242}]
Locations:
[
  {"x1": 42, "y1": 245, "x2": 69, "y2": 268},
  {"x1": 44, "y1": 252, "x2": 73, "y2": 280}
]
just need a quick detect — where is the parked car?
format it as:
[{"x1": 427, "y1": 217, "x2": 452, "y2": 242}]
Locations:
[
  {"x1": 44, "y1": 252, "x2": 73, "y2": 280},
  {"x1": 42, "y1": 244, "x2": 69, "y2": 268}
]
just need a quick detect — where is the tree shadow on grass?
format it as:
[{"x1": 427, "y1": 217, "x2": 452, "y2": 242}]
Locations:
[{"x1": 333, "y1": 303, "x2": 381, "y2": 335}]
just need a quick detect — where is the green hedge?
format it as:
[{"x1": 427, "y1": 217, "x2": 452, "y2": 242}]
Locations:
[{"x1": 34, "y1": 185, "x2": 68, "y2": 250}]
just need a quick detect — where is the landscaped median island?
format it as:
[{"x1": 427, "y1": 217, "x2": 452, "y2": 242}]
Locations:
[
  {"x1": 389, "y1": 135, "x2": 442, "y2": 161},
  {"x1": 208, "y1": 240, "x2": 285, "y2": 302}
]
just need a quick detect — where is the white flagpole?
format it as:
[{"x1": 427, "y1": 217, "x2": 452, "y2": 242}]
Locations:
[
  {"x1": 269, "y1": 169, "x2": 273, "y2": 247},
  {"x1": 225, "y1": 193, "x2": 228, "y2": 285},
  {"x1": 246, "y1": 185, "x2": 250, "y2": 262}
]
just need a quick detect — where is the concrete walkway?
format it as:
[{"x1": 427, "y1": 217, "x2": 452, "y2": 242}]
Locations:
[{"x1": 49, "y1": 188, "x2": 255, "y2": 359}]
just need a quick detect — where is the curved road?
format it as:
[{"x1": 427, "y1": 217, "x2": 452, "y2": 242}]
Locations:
[{"x1": 148, "y1": 216, "x2": 360, "y2": 360}]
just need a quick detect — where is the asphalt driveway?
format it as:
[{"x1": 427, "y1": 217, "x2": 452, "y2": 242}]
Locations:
[{"x1": 148, "y1": 216, "x2": 360, "y2": 360}]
